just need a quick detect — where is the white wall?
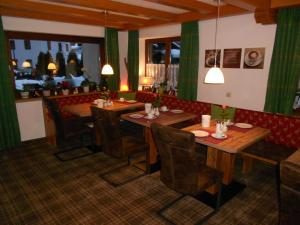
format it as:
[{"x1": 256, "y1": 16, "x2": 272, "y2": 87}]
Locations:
[
  {"x1": 198, "y1": 14, "x2": 276, "y2": 111},
  {"x1": 16, "y1": 100, "x2": 45, "y2": 141},
  {"x1": 137, "y1": 14, "x2": 276, "y2": 111}
]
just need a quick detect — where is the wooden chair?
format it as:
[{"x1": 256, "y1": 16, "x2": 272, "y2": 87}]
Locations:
[
  {"x1": 44, "y1": 97, "x2": 95, "y2": 161},
  {"x1": 151, "y1": 123, "x2": 223, "y2": 225},
  {"x1": 91, "y1": 107, "x2": 149, "y2": 187}
]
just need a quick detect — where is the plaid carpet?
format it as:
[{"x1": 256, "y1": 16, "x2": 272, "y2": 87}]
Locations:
[{"x1": 0, "y1": 139, "x2": 278, "y2": 225}]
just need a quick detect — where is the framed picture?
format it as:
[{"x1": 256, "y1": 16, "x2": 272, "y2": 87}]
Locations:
[
  {"x1": 223, "y1": 48, "x2": 242, "y2": 68},
  {"x1": 243, "y1": 48, "x2": 265, "y2": 69},
  {"x1": 24, "y1": 40, "x2": 31, "y2": 50},
  {"x1": 205, "y1": 49, "x2": 221, "y2": 68}
]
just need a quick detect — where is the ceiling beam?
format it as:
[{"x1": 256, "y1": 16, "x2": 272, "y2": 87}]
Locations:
[
  {"x1": 144, "y1": 0, "x2": 216, "y2": 13},
  {"x1": 42, "y1": 0, "x2": 176, "y2": 21},
  {"x1": 271, "y1": 0, "x2": 300, "y2": 8},
  {"x1": 0, "y1": 0, "x2": 152, "y2": 28},
  {"x1": 127, "y1": 5, "x2": 248, "y2": 31},
  {"x1": 223, "y1": 0, "x2": 271, "y2": 11},
  {"x1": 0, "y1": 6, "x2": 125, "y2": 29}
]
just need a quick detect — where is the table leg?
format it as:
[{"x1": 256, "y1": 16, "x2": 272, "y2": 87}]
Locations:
[
  {"x1": 206, "y1": 146, "x2": 236, "y2": 194},
  {"x1": 144, "y1": 127, "x2": 158, "y2": 165}
]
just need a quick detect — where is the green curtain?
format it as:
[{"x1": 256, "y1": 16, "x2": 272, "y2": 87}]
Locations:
[
  {"x1": 0, "y1": 17, "x2": 21, "y2": 150},
  {"x1": 264, "y1": 8, "x2": 300, "y2": 115},
  {"x1": 127, "y1": 30, "x2": 139, "y2": 91},
  {"x1": 104, "y1": 28, "x2": 120, "y2": 91},
  {"x1": 177, "y1": 21, "x2": 199, "y2": 101}
]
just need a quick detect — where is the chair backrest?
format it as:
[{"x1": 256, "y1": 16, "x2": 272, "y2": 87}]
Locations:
[
  {"x1": 151, "y1": 123, "x2": 201, "y2": 194},
  {"x1": 43, "y1": 97, "x2": 66, "y2": 145},
  {"x1": 91, "y1": 108, "x2": 124, "y2": 158}
]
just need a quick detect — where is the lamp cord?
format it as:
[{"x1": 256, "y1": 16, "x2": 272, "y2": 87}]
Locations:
[
  {"x1": 104, "y1": 10, "x2": 108, "y2": 65},
  {"x1": 214, "y1": 0, "x2": 220, "y2": 67}
]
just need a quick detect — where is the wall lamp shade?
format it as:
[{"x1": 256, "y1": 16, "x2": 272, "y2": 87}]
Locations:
[
  {"x1": 22, "y1": 61, "x2": 31, "y2": 68},
  {"x1": 140, "y1": 76, "x2": 154, "y2": 85},
  {"x1": 101, "y1": 63, "x2": 114, "y2": 75},
  {"x1": 204, "y1": 66, "x2": 224, "y2": 84},
  {"x1": 47, "y1": 62, "x2": 56, "y2": 70}
]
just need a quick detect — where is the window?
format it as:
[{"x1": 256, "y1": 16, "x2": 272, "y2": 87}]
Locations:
[
  {"x1": 6, "y1": 31, "x2": 104, "y2": 97},
  {"x1": 145, "y1": 37, "x2": 180, "y2": 92}
]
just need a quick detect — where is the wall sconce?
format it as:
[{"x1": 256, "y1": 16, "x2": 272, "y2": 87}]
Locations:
[{"x1": 140, "y1": 76, "x2": 154, "y2": 91}]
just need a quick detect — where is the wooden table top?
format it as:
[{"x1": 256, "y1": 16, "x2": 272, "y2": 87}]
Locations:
[
  {"x1": 121, "y1": 110, "x2": 196, "y2": 128},
  {"x1": 183, "y1": 122, "x2": 270, "y2": 154},
  {"x1": 63, "y1": 101, "x2": 144, "y2": 117}
]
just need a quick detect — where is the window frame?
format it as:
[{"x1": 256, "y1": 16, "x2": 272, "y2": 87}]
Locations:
[{"x1": 145, "y1": 36, "x2": 180, "y2": 77}]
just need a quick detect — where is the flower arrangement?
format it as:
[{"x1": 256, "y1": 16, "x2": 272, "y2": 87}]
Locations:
[
  {"x1": 220, "y1": 105, "x2": 229, "y2": 121},
  {"x1": 62, "y1": 81, "x2": 71, "y2": 90}
]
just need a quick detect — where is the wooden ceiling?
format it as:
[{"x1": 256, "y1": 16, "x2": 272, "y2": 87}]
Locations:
[{"x1": 0, "y1": 0, "x2": 300, "y2": 30}]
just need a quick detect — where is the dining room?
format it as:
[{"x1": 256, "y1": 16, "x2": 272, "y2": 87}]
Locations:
[{"x1": 1, "y1": 1, "x2": 300, "y2": 225}]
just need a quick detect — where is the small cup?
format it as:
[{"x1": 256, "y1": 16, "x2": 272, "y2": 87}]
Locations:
[
  {"x1": 161, "y1": 106, "x2": 168, "y2": 111},
  {"x1": 120, "y1": 97, "x2": 124, "y2": 102},
  {"x1": 145, "y1": 103, "x2": 152, "y2": 114},
  {"x1": 147, "y1": 113, "x2": 154, "y2": 119},
  {"x1": 201, "y1": 115, "x2": 211, "y2": 128}
]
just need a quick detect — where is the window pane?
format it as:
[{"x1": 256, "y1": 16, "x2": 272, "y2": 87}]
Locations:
[
  {"x1": 171, "y1": 41, "x2": 180, "y2": 64},
  {"x1": 148, "y1": 42, "x2": 166, "y2": 64}
]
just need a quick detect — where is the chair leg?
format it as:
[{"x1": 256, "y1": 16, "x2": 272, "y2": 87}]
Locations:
[
  {"x1": 157, "y1": 194, "x2": 186, "y2": 225},
  {"x1": 195, "y1": 179, "x2": 222, "y2": 225},
  {"x1": 99, "y1": 162, "x2": 147, "y2": 187}
]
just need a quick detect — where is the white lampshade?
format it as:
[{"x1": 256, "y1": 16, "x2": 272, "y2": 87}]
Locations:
[
  {"x1": 22, "y1": 61, "x2": 31, "y2": 68},
  {"x1": 47, "y1": 62, "x2": 56, "y2": 70},
  {"x1": 204, "y1": 66, "x2": 224, "y2": 84},
  {"x1": 140, "y1": 76, "x2": 154, "y2": 85},
  {"x1": 101, "y1": 64, "x2": 114, "y2": 75}
]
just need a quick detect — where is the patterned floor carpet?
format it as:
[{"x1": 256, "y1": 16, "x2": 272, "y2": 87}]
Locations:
[{"x1": 0, "y1": 139, "x2": 278, "y2": 225}]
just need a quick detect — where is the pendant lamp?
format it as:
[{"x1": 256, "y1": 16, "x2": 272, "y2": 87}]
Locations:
[
  {"x1": 204, "y1": 0, "x2": 224, "y2": 84},
  {"x1": 101, "y1": 10, "x2": 114, "y2": 75}
]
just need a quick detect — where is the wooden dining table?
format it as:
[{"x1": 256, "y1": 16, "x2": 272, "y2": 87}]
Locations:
[
  {"x1": 183, "y1": 121, "x2": 270, "y2": 193},
  {"x1": 62, "y1": 100, "x2": 145, "y2": 117},
  {"x1": 121, "y1": 109, "x2": 196, "y2": 172}
]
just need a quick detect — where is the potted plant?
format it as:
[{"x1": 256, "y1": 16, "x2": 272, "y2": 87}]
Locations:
[
  {"x1": 19, "y1": 84, "x2": 30, "y2": 99},
  {"x1": 81, "y1": 79, "x2": 90, "y2": 93},
  {"x1": 62, "y1": 80, "x2": 71, "y2": 95},
  {"x1": 42, "y1": 79, "x2": 54, "y2": 96}
]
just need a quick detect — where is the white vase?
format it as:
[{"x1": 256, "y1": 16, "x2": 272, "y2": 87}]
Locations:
[
  {"x1": 83, "y1": 86, "x2": 89, "y2": 93},
  {"x1": 20, "y1": 91, "x2": 29, "y2": 99},
  {"x1": 62, "y1": 89, "x2": 69, "y2": 95}
]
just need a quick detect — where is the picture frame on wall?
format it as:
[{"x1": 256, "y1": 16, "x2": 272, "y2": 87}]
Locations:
[
  {"x1": 24, "y1": 40, "x2": 31, "y2": 50},
  {"x1": 223, "y1": 48, "x2": 242, "y2": 68},
  {"x1": 205, "y1": 49, "x2": 221, "y2": 68},
  {"x1": 243, "y1": 47, "x2": 265, "y2": 69}
]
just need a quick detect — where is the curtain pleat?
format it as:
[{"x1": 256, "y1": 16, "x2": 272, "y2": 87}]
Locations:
[
  {"x1": 0, "y1": 17, "x2": 21, "y2": 150},
  {"x1": 177, "y1": 21, "x2": 199, "y2": 101},
  {"x1": 104, "y1": 28, "x2": 120, "y2": 91},
  {"x1": 264, "y1": 8, "x2": 300, "y2": 115},
  {"x1": 127, "y1": 30, "x2": 139, "y2": 91}
]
